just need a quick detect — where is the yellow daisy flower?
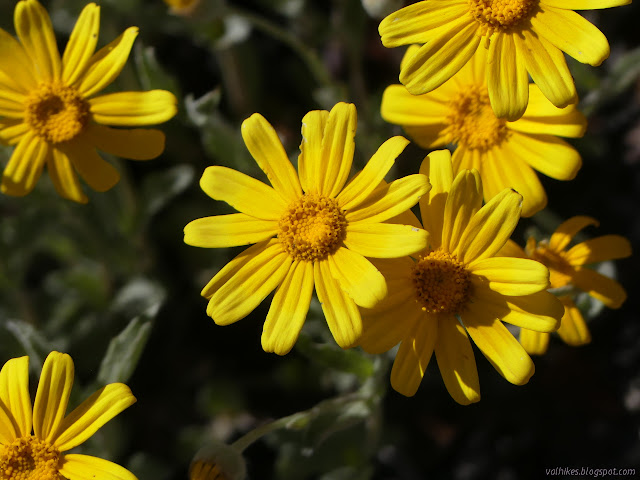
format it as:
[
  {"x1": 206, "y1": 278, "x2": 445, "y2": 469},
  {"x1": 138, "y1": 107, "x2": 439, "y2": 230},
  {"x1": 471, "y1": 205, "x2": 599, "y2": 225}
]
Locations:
[
  {"x1": 379, "y1": 0, "x2": 630, "y2": 120},
  {"x1": 0, "y1": 351, "x2": 137, "y2": 480},
  {"x1": 381, "y1": 46, "x2": 587, "y2": 217},
  {"x1": 501, "y1": 216, "x2": 631, "y2": 354},
  {"x1": 184, "y1": 102, "x2": 431, "y2": 355},
  {"x1": 0, "y1": 0, "x2": 177, "y2": 203},
  {"x1": 357, "y1": 149, "x2": 564, "y2": 405}
]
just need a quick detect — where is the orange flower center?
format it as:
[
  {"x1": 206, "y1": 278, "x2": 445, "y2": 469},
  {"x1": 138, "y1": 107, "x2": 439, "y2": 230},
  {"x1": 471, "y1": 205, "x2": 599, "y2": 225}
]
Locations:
[
  {"x1": 278, "y1": 193, "x2": 347, "y2": 262},
  {"x1": 411, "y1": 249, "x2": 471, "y2": 314},
  {"x1": 444, "y1": 85, "x2": 509, "y2": 151},
  {"x1": 0, "y1": 436, "x2": 62, "y2": 480},
  {"x1": 468, "y1": 0, "x2": 539, "y2": 34},
  {"x1": 25, "y1": 82, "x2": 89, "y2": 144},
  {"x1": 526, "y1": 239, "x2": 574, "y2": 288}
]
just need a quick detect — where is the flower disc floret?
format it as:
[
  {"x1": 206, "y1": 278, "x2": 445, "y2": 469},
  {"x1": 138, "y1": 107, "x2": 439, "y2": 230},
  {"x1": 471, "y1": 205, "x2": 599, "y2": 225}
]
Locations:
[
  {"x1": 411, "y1": 249, "x2": 471, "y2": 314},
  {"x1": 278, "y1": 193, "x2": 347, "y2": 262},
  {"x1": 469, "y1": 0, "x2": 539, "y2": 34},
  {"x1": 444, "y1": 86, "x2": 509, "y2": 151},
  {"x1": 0, "y1": 436, "x2": 61, "y2": 480},
  {"x1": 24, "y1": 82, "x2": 90, "y2": 144}
]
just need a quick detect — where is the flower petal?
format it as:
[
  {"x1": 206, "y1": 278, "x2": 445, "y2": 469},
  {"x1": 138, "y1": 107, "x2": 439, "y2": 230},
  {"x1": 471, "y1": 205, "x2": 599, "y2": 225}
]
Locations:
[
  {"x1": 52, "y1": 383, "x2": 135, "y2": 451},
  {"x1": 59, "y1": 454, "x2": 137, "y2": 480},
  {"x1": 403, "y1": 124, "x2": 450, "y2": 149},
  {"x1": 469, "y1": 257, "x2": 550, "y2": 295},
  {"x1": 0, "y1": 29, "x2": 37, "y2": 91},
  {"x1": 90, "y1": 91, "x2": 177, "y2": 126},
  {"x1": 346, "y1": 174, "x2": 430, "y2": 224},
  {"x1": 298, "y1": 109, "x2": 328, "y2": 193},
  {"x1": 435, "y1": 317, "x2": 480, "y2": 405},
  {"x1": 519, "y1": 328, "x2": 550, "y2": 355},
  {"x1": 48, "y1": 148, "x2": 88, "y2": 203},
  {"x1": 390, "y1": 318, "x2": 437, "y2": 397},
  {"x1": 0, "y1": 120, "x2": 30, "y2": 146},
  {"x1": 418, "y1": 149, "x2": 453, "y2": 249},
  {"x1": 33, "y1": 352, "x2": 74, "y2": 442},
  {"x1": 327, "y1": 247, "x2": 387, "y2": 309},
  {"x1": 62, "y1": 3, "x2": 100, "y2": 85},
  {"x1": 400, "y1": 17, "x2": 480, "y2": 95},
  {"x1": 58, "y1": 140, "x2": 120, "y2": 193},
  {"x1": 262, "y1": 260, "x2": 314, "y2": 355},
  {"x1": 548, "y1": 215, "x2": 599, "y2": 251},
  {"x1": 464, "y1": 306, "x2": 535, "y2": 385},
  {"x1": 338, "y1": 136, "x2": 410, "y2": 210},
  {"x1": 15, "y1": 0, "x2": 61, "y2": 81},
  {"x1": 532, "y1": 6, "x2": 609, "y2": 66},
  {"x1": 314, "y1": 260, "x2": 362, "y2": 348},
  {"x1": 571, "y1": 267, "x2": 627, "y2": 308},
  {"x1": 0, "y1": 88, "x2": 26, "y2": 119},
  {"x1": 77, "y1": 27, "x2": 138, "y2": 97},
  {"x1": 0, "y1": 356, "x2": 32, "y2": 438},
  {"x1": 241, "y1": 113, "x2": 302, "y2": 202},
  {"x1": 487, "y1": 32, "x2": 529, "y2": 120},
  {"x1": 206, "y1": 241, "x2": 292, "y2": 325},
  {"x1": 565, "y1": 235, "x2": 632, "y2": 265},
  {"x1": 345, "y1": 222, "x2": 428, "y2": 258},
  {"x1": 1, "y1": 133, "x2": 49, "y2": 197},
  {"x1": 199, "y1": 166, "x2": 287, "y2": 220},
  {"x1": 457, "y1": 188, "x2": 522, "y2": 264},
  {"x1": 320, "y1": 103, "x2": 357, "y2": 198},
  {"x1": 380, "y1": 85, "x2": 451, "y2": 126},
  {"x1": 184, "y1": 214, "x2": 277, "y2": 248},
  {"x1": 83, "y1": 124, "x2": 166, "y2": 160},
  {"x1": 442, "y1": 169, "x2": 483, "y2": 253},
  {"x1": 541, "y1": 0, "x2": 630, "y2": 7},
  {"x1": 556, "y1": 296, "x2": 591, "y2": 345}
]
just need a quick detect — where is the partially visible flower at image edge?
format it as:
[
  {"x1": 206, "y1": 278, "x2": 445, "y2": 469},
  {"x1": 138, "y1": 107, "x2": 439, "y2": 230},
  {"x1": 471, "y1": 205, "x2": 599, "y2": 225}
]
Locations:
[
  {"x1": 500, "y1": 216, "x2": 632, "y2": 354},
  {"x1": 379, "y1": 0, "x2": 631, "y2": 120},
  {"x1": 0, "y1": 0, "x2": 177, "y2": 203},
  {"x1": 357, "y1": 149, "x2": 564, "y2": 405},
  {"x1": 0, "y1": 351, "x2": 137, "y2": 480},
  {"x1": 381, "y1": 45, "x2": 586, "y2": 217},
  {"x1": 184, "y1": 102, "x2": 430, "y2": 355}
]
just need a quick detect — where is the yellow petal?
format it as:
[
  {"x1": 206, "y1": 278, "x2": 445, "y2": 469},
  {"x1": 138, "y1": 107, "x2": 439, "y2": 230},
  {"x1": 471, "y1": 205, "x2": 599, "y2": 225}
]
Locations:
[
  {"x1": 390, "y1": 318, "x2": 437, "y2": 397},
  {"x1": 262, "y1": 260, "x2": 314, "y2": 355},
  {"x1": 379, "y1": 1, "x2": 469, "y2": 47},
  {"x1": 33, "y1": 351, "x2": 74, "y2": 443},
  {"x1": 519, "y1": 328, "x2": 550, "y2": 355},
  {"x1": 548, "y1": 215, "x2": 599, "y2": 251},
  {"x1": 435, "y1": 317, "x2": 480, "y2": 405},
  {"x1": 571, "y1": 267, "x2": 627, "y2": 308},
  {"x1": 15, "y1": 0, "x2": 61, "y2": 81},
  {"x1": 541, "y1": 0, "x2": 631, "y2": 7},
  {"x1": 487, "y1": 32, "x2": 529, "y2": 121},
  {"x1": 565, "y1": 235, "x2": 632, "y2": 265},
  {"x1": 320, "y1": 103, "x2": 357, "y2": 198},
  {"x1": 0, "y1": 356, "x2": 32, "y2": 438},
  {"x1": 515, "y1": 28, "x2": 577, "y2": 108},
  {"x1": 207, "y1": 241, "x2": 291, "y2": 325},
  {"x1": 241, "y1": 113, "x2": 302, "y2": 203},
  {"x1": 497, "y1": 239, "x2": 527, "y2": 258},
  {"x1": 469, "y1": 257, "x2": 550, "y2": 295},
  {"x1": 327, "y1": 247, "x2": 387, "y2": 309},
  {"x1": 403, "y1": 124, "x2": 450, "y2": 150},
  {"x1": 442, "y1": 169, "x2": 483, "y2": 253},
  {"x1": 314, "y1": 260, "x2": 362, "y2": 348},
  {"x1": 58, "y1": 140, "x2": 120, "y2": 192},
  {"x1": 508, "y1": 85, "x2": 587, "y2": 138},
  {"x1": 418, "y1": 149, "x2": 453, "y2": 249},
  {"x1": 52, "y1": 384, "x2": 135, "y2": 451},
  {"x1": 0, "y1": 120, "x2": 30, "y2": 146},
  {"x1": 457, "y1": 189, "x2": 522, "y2": 264},
  {"x1": 400, "y1": 18, "x2": 480, "y2": 95},
  {"x1": 90, "y1": 91, "x2": 177, "y2": 126},
  {"x1": 1, "y1": 132, "x2": 48, "y2": 197},
  {"x1": 77, "y1": 27, "x2": 138, "y2": 97},
  {"x1": 338, "y1": 136, "x2": 409, "y2": 209},
  {"x1": 199, "y1": 166, "x2": 287, "y2": 220},
  {"x1": 346, "y1": 174, "x2": 430, "y2": 224},
  {"x1": 62, "y1": 3, "x2": 100, "y2": 85},
  {"x1": 0, "y1": 89, "x2": 26, "y2": 118},
  {"x1": 59, "y1": 454, "x2": 137, "y2": 480},
  {"x1": 556, "y1": 296, "x2": 591, "y2": 345},
  {"x1": 531, "y1": 6, "x2": 609, "y2": 66},
  {"x1": 48, "y1": 148, "x2": 87, "y2": 203},
  {"x1": 344, "y1": 222, "x2": 428, "y2": 258},
  {"x1": 298, "y1": 109, "x2": 328, "y2": 194},
  {"x1": 0, "y1": 29, "x2": 37, "y2": 91},
  {"x1": 380, "y1": 85, "x2": 451, "y2": 126},
  {"x1": 511, "y1": 133, "x2": 583, "y2": 183},
  {"x1": 84, "y1": 124, "x2": 166, "y2": 160},
  {"x1": 184, "y1": 214, "x2": 277, "y2": 248},
  {"x1": 464, "y1": 307, "x2": 535, "y2": 385}
]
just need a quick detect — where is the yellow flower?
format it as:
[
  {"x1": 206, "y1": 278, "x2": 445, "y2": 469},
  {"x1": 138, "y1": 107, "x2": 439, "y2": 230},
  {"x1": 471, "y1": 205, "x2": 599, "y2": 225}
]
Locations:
[
  {"x1": 381, "y1": 46, "x2": 587, "y2": 217},
  {"x1": 184, "y1": 102, "x2": 430, "y2": 355},
  {"x1": 501, "y1": 216, "x2": 632, "y2": 354},
  {"x1": 379, "y1": 0, "x2": 630, "y2": 120},
  {"x1": 164, "y1": 0, "x2": 201, "y2": 16},
  {"x1": 0, "y1": 0, "x2": 177, "y2": 203},
  {"x1": 0, "y1": 351, "x2": 137, "y2": 480},
  {"x1": 357, "y1": 150, "x2": 564, "y2": 405}
]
